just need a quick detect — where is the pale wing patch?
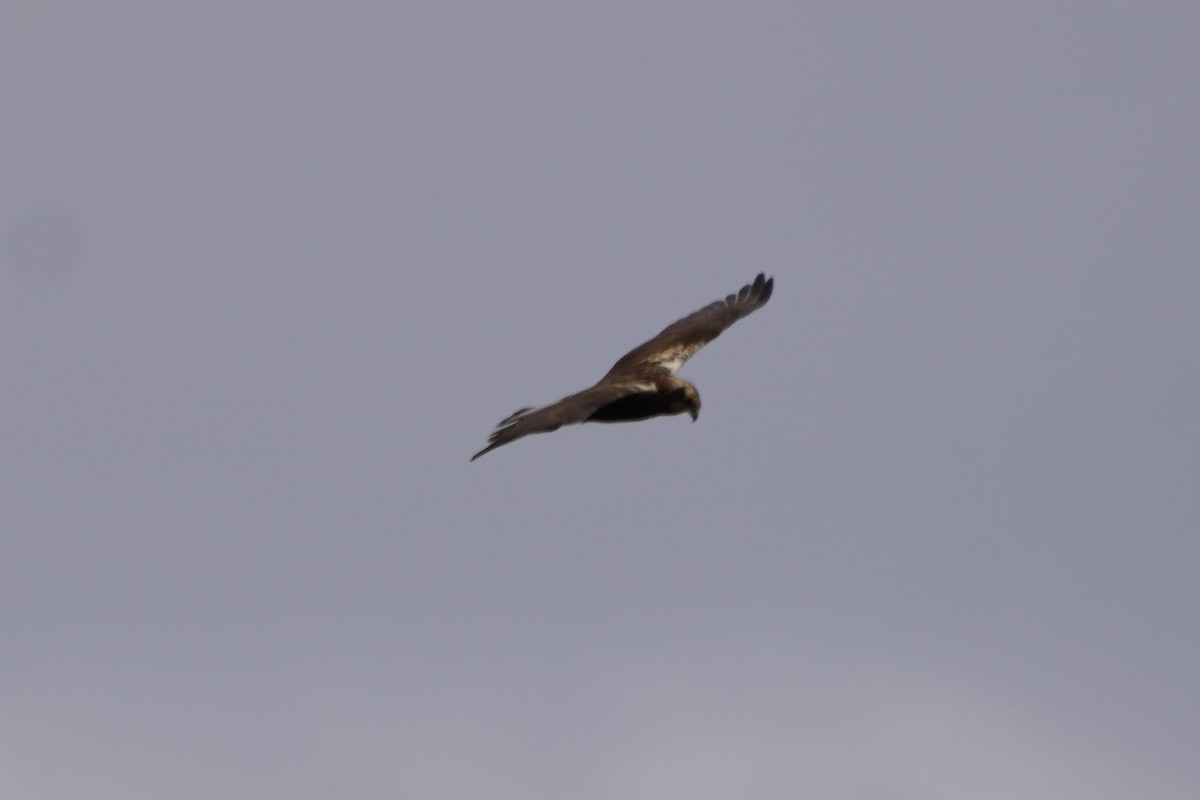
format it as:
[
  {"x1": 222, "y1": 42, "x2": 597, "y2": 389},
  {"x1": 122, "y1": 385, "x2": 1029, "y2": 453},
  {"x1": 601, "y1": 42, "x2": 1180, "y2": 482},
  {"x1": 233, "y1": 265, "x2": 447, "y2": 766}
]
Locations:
[
  {"x1": 656, "y1": 354, "x2": 684, "y2": 373},
  {"x1": 648, "y1": 344, "x2": 703, "y2": 375},
  {"x1": 610, "y1": 380, "x2": 660, "y2": 394}
]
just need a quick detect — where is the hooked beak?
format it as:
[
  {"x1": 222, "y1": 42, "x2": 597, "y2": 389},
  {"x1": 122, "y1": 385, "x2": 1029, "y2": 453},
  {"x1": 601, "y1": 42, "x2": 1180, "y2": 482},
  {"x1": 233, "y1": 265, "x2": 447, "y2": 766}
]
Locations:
[{"x1": 689, "y1": 408, "x2": 699, "y2": 422}]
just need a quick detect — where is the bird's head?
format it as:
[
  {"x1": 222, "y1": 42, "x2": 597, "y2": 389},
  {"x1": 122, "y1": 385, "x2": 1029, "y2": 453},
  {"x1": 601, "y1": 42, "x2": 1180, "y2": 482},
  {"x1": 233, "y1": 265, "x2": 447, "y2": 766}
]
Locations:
[{"x1": 674, "y1": 382, "x2": 701, "y2": 422}]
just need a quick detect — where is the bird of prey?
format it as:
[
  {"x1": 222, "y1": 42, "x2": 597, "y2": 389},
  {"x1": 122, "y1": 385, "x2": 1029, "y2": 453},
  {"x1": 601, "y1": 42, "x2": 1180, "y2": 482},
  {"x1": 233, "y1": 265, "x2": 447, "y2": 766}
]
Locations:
[{"x1": 471, "y1": 273, "x2": 774, "y2": 461}]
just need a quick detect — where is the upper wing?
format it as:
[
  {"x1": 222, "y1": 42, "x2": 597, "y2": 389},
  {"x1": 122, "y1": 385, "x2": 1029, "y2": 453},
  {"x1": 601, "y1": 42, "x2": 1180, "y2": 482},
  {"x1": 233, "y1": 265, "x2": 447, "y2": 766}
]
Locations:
[
  {"x1": 470, "y1": 381, "x2": 653, "y2": 461},
  {"x1": 601, "y1": 273, "x2": 774, "y2": 380}
]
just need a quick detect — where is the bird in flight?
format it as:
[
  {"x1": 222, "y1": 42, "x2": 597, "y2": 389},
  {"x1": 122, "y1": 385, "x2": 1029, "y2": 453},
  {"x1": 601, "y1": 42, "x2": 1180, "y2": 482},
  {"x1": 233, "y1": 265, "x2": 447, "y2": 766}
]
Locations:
[{"x1": 471, "y1": 273, "x2": 774, "y2": 461}]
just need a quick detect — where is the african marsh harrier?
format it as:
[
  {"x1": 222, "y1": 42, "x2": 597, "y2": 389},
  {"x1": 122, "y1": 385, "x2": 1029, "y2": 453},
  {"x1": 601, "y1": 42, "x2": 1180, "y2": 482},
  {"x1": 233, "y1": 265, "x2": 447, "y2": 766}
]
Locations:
[{"x1": 471, "y1": 273, "x2": 774, "y2": 461}]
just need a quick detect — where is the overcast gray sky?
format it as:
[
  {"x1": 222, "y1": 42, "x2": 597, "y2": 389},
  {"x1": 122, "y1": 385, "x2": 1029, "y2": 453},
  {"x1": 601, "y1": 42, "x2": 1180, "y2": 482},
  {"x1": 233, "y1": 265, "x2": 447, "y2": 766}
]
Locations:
[{"x1": 3, "y1": 3, "x2": 1198, "y2": 798}]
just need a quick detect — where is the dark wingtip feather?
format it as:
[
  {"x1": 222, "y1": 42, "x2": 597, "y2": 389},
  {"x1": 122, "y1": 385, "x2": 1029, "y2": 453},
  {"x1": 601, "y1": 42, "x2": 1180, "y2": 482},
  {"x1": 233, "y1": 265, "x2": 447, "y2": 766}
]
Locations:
[
  {"x1": 735, "y1": 273, "x2": 773, "y2": 309},
  {"x1": 498, "y1": 407, "x2": 533, "y2": 426},
  {"x1": 474, "y1": 406, "x2": 535, "y2": 460},
  {"x1": 758, "y1": 274, "x2": 774, "y2": 305}
]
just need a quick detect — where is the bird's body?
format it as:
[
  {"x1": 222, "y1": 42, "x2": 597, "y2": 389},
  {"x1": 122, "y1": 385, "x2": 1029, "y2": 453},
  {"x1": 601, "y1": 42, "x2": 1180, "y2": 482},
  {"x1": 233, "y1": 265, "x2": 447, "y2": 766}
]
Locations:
[
  {"x1": 584, "y1": 376, "x2": 694, "y2": 423},
  {"x1": 471, "y1": 273, "x2": 773, "y2": 460}
]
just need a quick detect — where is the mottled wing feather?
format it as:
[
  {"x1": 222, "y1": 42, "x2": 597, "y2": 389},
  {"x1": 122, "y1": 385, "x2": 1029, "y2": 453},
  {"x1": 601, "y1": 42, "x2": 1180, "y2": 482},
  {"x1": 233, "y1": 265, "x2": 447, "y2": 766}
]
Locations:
[
  {"x1": 602, "y1": 272, "x2": 774, "y2": 380},
  {"x1": 470, "y1": 381, "x2": 652, "y2": 461}
]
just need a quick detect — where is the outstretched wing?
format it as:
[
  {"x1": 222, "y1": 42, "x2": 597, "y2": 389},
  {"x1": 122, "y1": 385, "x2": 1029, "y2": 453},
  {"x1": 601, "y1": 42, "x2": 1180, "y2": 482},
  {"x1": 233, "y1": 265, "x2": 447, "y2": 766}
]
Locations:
[
  {"x1": 601, "y1": 272, "x2": 774, "y2": 380},
  {"x1": 470, "y1": 381, "x2": 653, "y2": 461}
]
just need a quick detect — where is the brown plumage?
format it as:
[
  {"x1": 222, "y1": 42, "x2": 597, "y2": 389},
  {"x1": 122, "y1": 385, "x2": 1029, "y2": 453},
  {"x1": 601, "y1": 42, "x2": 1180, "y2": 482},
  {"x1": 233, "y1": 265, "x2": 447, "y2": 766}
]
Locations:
[{"x1": 471, "y1": 273, "x2": 774, "y2": 461}]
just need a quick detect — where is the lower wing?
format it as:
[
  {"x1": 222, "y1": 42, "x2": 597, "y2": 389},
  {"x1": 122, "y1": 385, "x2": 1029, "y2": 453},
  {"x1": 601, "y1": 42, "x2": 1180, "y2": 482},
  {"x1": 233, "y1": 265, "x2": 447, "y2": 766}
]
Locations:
[{"x1": 471, "y1": 381, "x2": 649, "y2": 461}]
